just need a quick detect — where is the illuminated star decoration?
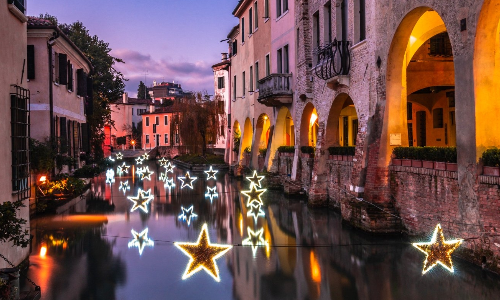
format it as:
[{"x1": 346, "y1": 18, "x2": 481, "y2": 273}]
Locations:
[
  {"x1": 241, "y1": 185, "x2": 266, "y2": 207},
  {"x1": 178, "y1": 205, "x2": 198, "y2": 226},
  {"x1": 135, "y1": 156, "x2": 144, "y2": 165},
  {"x1": 119, "y1": 180, "x2": 130, "y2": 194},
  {"x1": 165, "y1": 178, "x2": 175, "y2": 190},
  {"x1": 108, "y1": 156, "x2": 115, "y2": 162},
  {"x1": 205, "y1": 186, "x2": 218, "y2": 202},
  {"x1": 242, "y1": 227, "x2": 268, "y2": 257},
  {"x1": 164, "y1": 161, "x2": 175, "y2": 173},
  {"x1": 118, "y1": 162, "x2": 130, "y2": 174},
  {"x1": 174, "y1": 223, "x2": 232, "y2": 282},
  {"x1": 116, "y1": 152, "x2": 123, "y2": 160},
  {"x1": 412, "y1": 224, "x2": 463, "y2": 274},
  {"x1": 127, "y1": 188, "x2": 154, "y2": 213},
  {"x1": 178, "y1": 172, "x2": 197, "y2": 189},
  {"x1": 247, "y1": 202, "x2": 265, "y2": 223},
  {"x1": 128, "y1": 228, "x2": 154, "y2": 255},
  {"x1": 204, "y1": 166, "x2": 218, "y2": 180},
  {"x1": 158, "y1": 157, "x2": 168, "y2": 166},
  {"x1": 246, "y1": 170, "x2": 265, "y2": 188},
  {"x1": 142, "y1": 152, "x2": 149, "y2": 160},
  {"x1": 140, "y1": 166, "x2": 154, "y2": 181},
  {"x1": 105, "y1": 169, "x2": 115, "y2": 184}
]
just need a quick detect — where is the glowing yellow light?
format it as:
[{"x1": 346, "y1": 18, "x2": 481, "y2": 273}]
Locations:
[
  {"x1": 412, "y1": 224, "x2": 463, "y2": 274},
  {"x1": 142, "y1": 152, "x2": 150, "y2": 160},
  {"x1": 239, "y1": 214, "x2": 244, "y2": 237},
  {"x1": 205, "y1": 186, "x2": 218, "y2": 202},
  {"x1": 164, "y1": 161, "x2": 175, "y2": 173},
  {"x1": 178, "y1": 205, "x2": 198, "y2": 225},
  {"x1": 116, "y1": 152, "x2": 123, "y2": 160},
  {"x1": 127, "y1": 188, "x2": 154, "y2": 213},
  {"x1": 39, "y1": 176, "x2": 47, "y2": 183},
  {"x1": 131, "y1": 140, "x2": 136, "y2": 145},
  {"x1": 105, "y1": 169, "x2": 115, "y2": 184},
  {"x1": 309, "y1": 112, "x2": 318, "y2": 127},
  {"x1": 246, "y1": 170, "x2": 265, "y2": 188},
  {"x1": 174, "y1": 223, "x2": 232, "y2": 282},
  {"x1": 204, "y1": 166, "x2": 218, "y2": 180},
  {"x1": 242, "y1": 227, "x2": 268, "y2": 257},
  {"x1": 40, "y1": 246, "x2": 47, "y2": 258},
  {"x1": 119, "y1": 180, "x2": 130, "y2": 194},
  {"x1": 135, "y1": 156, "x2": 144, "y2": 165},
  {"x1": 241, "y1": 185, "x2": 266, "y2": 207},
  {"x1": 178, "y1": 172, "x2": 197, "y2": 189},
  {"x1": 140, "y1": 166, "x2": 154, "y2": 181},
  {"x1": 128, "y1": 228, "x2": 154, "y2": 255},
  {"x1": 158, "y1": 157, "x2": 168, "y2": 166},
  {"x1": 247, "y1": 202, "x2": 265, "y2": 222},
  {"x1": 310, "y1": 251, "x2": 321, "y2": 283}
]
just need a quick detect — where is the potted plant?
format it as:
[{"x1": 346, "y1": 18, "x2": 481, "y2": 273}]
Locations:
[
  {"x1": 421, "y1": 147, "x2": 435, "y2": 169},
  {"x1": 411, "y1": 147, "x2": 423, "y2": 168},
  {"x1": 445, "y1": 147, "x2": 457, "y2": 171},
  {"x1": 481, "y1": 148, "x2": 500, "y2": 176}
]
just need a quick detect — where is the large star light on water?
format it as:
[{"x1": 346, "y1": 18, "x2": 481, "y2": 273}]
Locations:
[
  {"x1": 174, "y1": 223, "x2": 232, "y2": 282},
  {"x1": 204, "y1": 166, "x2": 218, "y2": 180},
  {"x1": 412, "y1": 224, "x2": 463, "y2": 274},
  {"x1": 127, "y1": 188, "x2": 154, "y2": 213},
  {"x1": 105, "y1": 169, "x2": 115, "y2": 184},
  {"x1": 205, "y1": 186, "x2": 218, "y2": 202},
  {"x1": 128, "y1": 228, "x2": 154, "y2": 255},
  {"x1": 241, "y1": 185, "x2": 266, "y2": 207},
  {"x1": 178, "y1": 172, "x2": 197, "y2": 189},
  {"x1": 246, "y1": 170, "x2": 265, "y2": 188},
  {"x1": 178, "y1": 205, "x2": 198, "y2": 225},
  {"x1": 242, "y1": 227, "x2": 268, "y2": 256}
]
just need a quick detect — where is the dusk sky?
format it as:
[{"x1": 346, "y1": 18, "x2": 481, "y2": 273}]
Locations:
[{"x1": 28, "y1": 0, "x2": 238, "y2": 97}]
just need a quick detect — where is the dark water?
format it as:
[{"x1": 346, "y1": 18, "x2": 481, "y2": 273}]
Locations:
[{"x1": 24, "y1": 160, "x2": 500, "y2": 300}]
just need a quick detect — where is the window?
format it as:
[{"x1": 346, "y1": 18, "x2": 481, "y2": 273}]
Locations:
[
  {"x1": 67, "y1": 61, "x2": 73, "y2": 91},
  {"x1": 313, "y1": 11, "x2": 320, "y2": 64},
  {"x1": 146, "y1": 117, "x2": 149, "y2": 126},
  {"x1": 276, "y1": 0, "x2": 281, "y2": 18},
  {"x1": 76, "y1": 69, "x2": 87, "y2": 97},
  {"x1": 429, "y1": 32, "x2": 452, "y2": 57},
  {"x1": 284, "y1": 45, "x2": 289, "y2": 73},
  {"x1": 58, "y1": 53, "x2": 68, "y2": 85},
  {"x1": 132, "y1": 108, "x2": 134, "y2": 116},
  {"x1": 232, "y1": 40, "x2": 238, "y2": 56},
  {"x1": 255, "y1": 62, "x2": 259, "y2": 89},
  {"x1": 254, "y1": 2, "x2": 259, "y2": 29},
  {"x1": 153, "y1": 124, "x2": 157, "y2": 133},
  {"x1": 250, "y1": 66, "x2": 254, "y2": 91},
  {"x1": 283, "y1": 0, "x2": 288, "y2": 13},
  {"x1": 221, "y1": 125, "x2": 225, "y2": 137},
  {"x1": 324, "y1": 2, "x2": 332, "y2": 43},
  {"x1": 277, "y1": 48, "x2": 283, "y2": 73},
  {"x1": 27, "y1": 45, "x2": 35, "y2": 80},
  {"x1": 276, "y1": 0, "x2": 288, "y2": 18},
  {"x1": 242, "y1": 71, "x2": 246, "y2": 96},
  {"x1": 336, "y1": 0, "x2": 348, "y2": 41},
  {"x1": 264, "y1": 0, "x2": 269, "y2": 18},
  {"x1": 241, "y1": 18, "x2": 245, "y2": 43},
  {"x1": 218, "y1": 101, "x2": 225, "y2": 114},
  {"x1": 217, "y1": 76, "x2": 225, "y2": 89},
  {"x1": 359, "y1": 0, "x2": 366, "y2": 41},
  {"x1": 11, "y1": 85, "x2": 30, "y2": 198},
  {"x1": 164, "y1": 115, "x2": 168, "y2": 125},
  {"x1": 407, "y1": 102, "x2": 413, "y2": 120},
  {"x1": 265, "y1": 54, "x2": 270, "y2": 76},
  {"x1": 155, "y1": 116, "x2": 159, "y2": 125},
  {"x1": 9, "y1": 0, "x2": 26, "y2": 14},
  {"x1": 145, "y1": 135, "x2": 149, "y2": 144},
  {"x1": 165, "y1": 133, "x2": 169, "y2": 144},
  {"x1": 233, "y1": 75, "x2": 237, "y2": 100},
  {"x1": 433, "y1": 108, "x2": 444, "y2": 128},
  {"x1": 249, "y1": 8, "x2": 253, "y2": 34}
]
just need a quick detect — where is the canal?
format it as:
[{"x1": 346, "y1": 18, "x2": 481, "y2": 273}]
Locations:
[{"x1": 23, "y1": 160, "x2": 500, "y2": 300}]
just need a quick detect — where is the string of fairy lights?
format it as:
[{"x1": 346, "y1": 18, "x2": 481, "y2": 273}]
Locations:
[{"x1": 93, "y1": 151, "x2": 484, "y2": 281}]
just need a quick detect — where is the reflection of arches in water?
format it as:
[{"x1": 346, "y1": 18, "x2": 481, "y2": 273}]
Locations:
[{"x1": 300, "y1": 102, "x2": 319, "y2": 147}]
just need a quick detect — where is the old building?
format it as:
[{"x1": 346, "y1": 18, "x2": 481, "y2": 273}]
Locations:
[
  {"x1": 148, "y1": 81, "x2": 187, "y2": 102},
  {"x1": 211, "y1": 53, "x2": 231, "y2": 157},
  {"x1": 141, "y1": 108, "x2": 181, "y2": 151},
  {"x1": 0, "y1": 0, "x2": 31, "y2": 268},
  {"x1": 27, "y1": 16, "x2": 93, "y2": 171}
]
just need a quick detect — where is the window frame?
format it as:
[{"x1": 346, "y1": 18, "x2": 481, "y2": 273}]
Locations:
[{"x1": 10, "y1": 85, "x2": 30, "y2": 199}]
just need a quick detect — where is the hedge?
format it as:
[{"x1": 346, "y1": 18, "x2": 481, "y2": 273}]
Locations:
[
  {"x1": 392, "y1": 146, "x2": 457, "y2": 163},
  {"x1": 481, "y1": 148, "x2": 500, "y2": 167},
  {"x1": 300, "y1": 146, "x2": 315, "y2": 154},
  {"x1": 277, "y1": 146, "x2": 295, "y2": 153},
  {"x1": 328, "y1": 146, "x2": 355, "y2": 156}
]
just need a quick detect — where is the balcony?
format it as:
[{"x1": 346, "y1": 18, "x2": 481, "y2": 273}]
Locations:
[
  {"x1": 257, "y1": 73, "x2": 293, "y2": 107},
  {"x1": 313, "y1": 39, "x2": 351, "y2": 88}
]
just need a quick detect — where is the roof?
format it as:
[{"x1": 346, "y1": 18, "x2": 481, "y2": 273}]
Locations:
[
  {"x1": 227, "y1": 24, "x2": 239, "y2": 39},
  {"x1": 212, "y1": 60, "x2": 230, "y2": 70},
  {"x1": 129, "y1": 98, "x2": 154, "y2": 105},
  {"x1": 232, "y1": 0, "x2": 252, "y2": 16},
  {"x1": 27, "y1": 16, "x2": 93, "y2": 73},
  {"x1": 140, "y1": 106, "x2": 182, "y2": 115}
]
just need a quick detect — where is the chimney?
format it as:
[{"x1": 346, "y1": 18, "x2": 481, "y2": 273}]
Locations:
[
  {"x1": 123, "y1": 92, "x2": 128, "y2": 104},
  {"x1": 221, "y1": 53, "x2": 228, "y2": 61},
  {"x1": 149, "y1": 104, "x2": 154, "y2": 113}
]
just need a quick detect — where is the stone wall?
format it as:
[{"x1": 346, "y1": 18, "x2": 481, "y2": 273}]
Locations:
[{"x1": 326, "y1": 159, "x2": 354, "y2": 209}]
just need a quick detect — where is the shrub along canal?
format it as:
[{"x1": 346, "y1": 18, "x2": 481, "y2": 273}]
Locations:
[{"x1": 23, "y1": 160, "x2": 500, "y2": 299}]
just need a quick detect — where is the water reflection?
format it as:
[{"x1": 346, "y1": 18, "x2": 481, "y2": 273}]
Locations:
[{"x1": 24, "y1": 160, "x2": 500, "y2": 300}]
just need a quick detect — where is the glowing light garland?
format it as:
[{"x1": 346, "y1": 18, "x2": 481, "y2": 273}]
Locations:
[
  {"x1": 105, "y1": 169, "x2": 115, "y2": 184},
  {"x1": 142, "y1": 152, "x2": 150, "y2": 160},
  {"x1": 158, "y1": 157, "x2": 168, "y2": 166},
  {"x1": 178, "y1": 205, "x2": 198, "y2": 225},
  {"x1": 178, "y1": 172, "x2": 197, "y2": 189},
  {"x1": 116, "y1": 152, "x2": 123, "y2": 160},
  {"x1": 412, "y1": 224, "x2": 463, "y2": 274},
  {"x1": 246, "y1": 170, "x2": 265, "y2": 188},
  {"x1": 119, "y1": 180, "x2": 130, "y2": 194},
  {"x1": 135, "y1": 156, "x2": 144, "y2": 165},
  {"x1": 242, "y1": 227, "x2": 268, "y2": 256},
  {"x1": 241, "y1": 185, "x2": 266, "y2": 207},
  {"x1": 205, "y1": 186, "x2": 218, "y2": 202},
  {"x1": 128, "y1": 228, "x2": 154, "y2": 255},
  {"x1": 127, "y1": 188, "x2": 154, "y2": 213},
  {"x1": 140, "y1": 166, "x2": 154, "y2": 181},
  {"x1": 204, "y1": 166, "x2": 218, "y2": 180},
  {"x1": 174, "y1": 223, "x2": 232, "y2": 282},
  {"x1": 247, "y1": 202, "x2": 265, "y2": 223},
  {"x1": 164, "y1": 161, "x2": 175, "y2": 173}
]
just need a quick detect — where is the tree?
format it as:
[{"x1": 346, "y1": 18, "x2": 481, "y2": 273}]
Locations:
[{"x1": 137, "y1": 81, "x2": 151, "y2": 99}]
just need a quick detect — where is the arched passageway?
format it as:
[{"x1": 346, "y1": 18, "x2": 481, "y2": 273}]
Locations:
[
  {"x1": 231, "y1": 120, "x2": 241, "y2": 164},
  {"x1": 241, "y1": 118, "x2": 254, "y2": 165},
  {"x1": 325, "y1": 93, "x2": 358, "y2": 148},
  {"x1": 300, "y1": 103, "x2": 319, "y2": 148}
]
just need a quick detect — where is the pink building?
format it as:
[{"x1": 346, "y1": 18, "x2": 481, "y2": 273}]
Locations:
[{"x1": 141, "y1": 108, "x2": 181, "y2": 150}]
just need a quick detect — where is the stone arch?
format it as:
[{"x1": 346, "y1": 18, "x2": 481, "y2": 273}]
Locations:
[
  {"x1": 474, "y1": 0, "x2": 500, "y2": 159},
  {"x1": 241, "y1": 117, "x2": 253, "y2": 160},
  {"x1": 255, "y1": 113, "x2": 271, "y2": 150},
  {"x1": 300, "y1": 102, "x2": 319, "y2": 147},
  {"x1": 268, "y1": 107, "x2": 295, "y2": 170},
  {"x1": 231, "y1": 120, "x2": 241, "y2": 164},
  {"x1": 324, "y1": 93, "x2": 359, "y2": 147}
]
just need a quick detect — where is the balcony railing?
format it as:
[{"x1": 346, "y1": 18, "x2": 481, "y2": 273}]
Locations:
[
  {"x1": 8, "y1": 0, "x2": 25, "y2": 13},
  {"x1": 313, "y1": 39, "x2": 351, "y2": 80},
  {"x1": 257, "y1": 73, "x2": 293, "y2": 106}
]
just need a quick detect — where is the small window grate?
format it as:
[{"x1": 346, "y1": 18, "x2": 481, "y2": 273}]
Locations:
[{"x1": 11, "y1": 85, "x2": 30, "y2": 201}]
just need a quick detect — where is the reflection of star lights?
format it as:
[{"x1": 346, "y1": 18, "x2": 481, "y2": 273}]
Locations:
[
  {"x1": 118, "y1": 162, "x2": 130, "y2": 174},
  {"x1": 108, "y1": 156, "x2": 115, "y2": 162},
  {"x1": 241, "y1": 185, "x2": 266, "y2": 207},
  {"x1": 412, "y1": 224, "x2": 463, "y2": 274},
  {"x1": 127, "y1": 188, "x2": 154, "y2": 213},
  {"x1": 116, "y1": 152, "x2": 123, "y2": 160},
  {"x1": 142, "y1": 152, "x2": 149, "y2": 160},
  {"x1": 204, "y1": 166, "x2": 218, "y2": 180},
  {"x1": 178, "y1": 172, "x2": 197, "y2": 189},
  {"x1": 119, "y1": 180, "x2": 130, "y2": 194},
  {"x1": 205, "y1": 186, "x2": 218, "y2": 202},
  {"x1": 136, "y1": 167, "x2": 144, "y2": 176},
  {"x1": 165, "y1": 161, "x2": 175, "y2": 173},
  {"x1": 174, "y1": 223, "x2": 232, "y2": 282},
  {"x1": 246, "y1": 170, "x2": 265, "y2": 188},
  {"x1": 159, "y1": 172, "x2": 168, "y2": 182},
  {"x1": 140, "y1": 166, "x2": 154, "y2": 181},
  {"x1": 165, "y1": 178, "x2": 175, "y2": 189},
  {"x1": 106, "y1": 169, "x2": 115, "y2": 184},
  {"x1": 128, "y1": 228, "x2": 154, "y2": 255},
  {"x1": 247, "y1": 202, "x2": 265, "y2": 222},
  {"x1": 135, "y1": 156, "x2": 144, "y2": 164},
  {"x1": 242, "y1": 227, "x2": 268, "y2": 256},
  {"x1": 158, "y1": 157, "x2": 168, "y2": 166},
  {"x1": 178, "y1": 205, "x2": 198, "y2": 225}
]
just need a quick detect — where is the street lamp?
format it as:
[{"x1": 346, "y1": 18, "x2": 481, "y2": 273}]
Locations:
[{"x1": 131, "y1": 140, "x2": 136, "y2": 151}]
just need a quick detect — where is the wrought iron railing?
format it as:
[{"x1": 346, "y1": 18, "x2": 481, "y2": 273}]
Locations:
[
  {"x1": 313, "y1": 39, "x2": 351, "y2": 80},
  {"x1": 8, "y1": 0, "x2": 25, "y2": 13},
  {"x1": 257, "y1": 73, "x2": 292, "y2": 100}
]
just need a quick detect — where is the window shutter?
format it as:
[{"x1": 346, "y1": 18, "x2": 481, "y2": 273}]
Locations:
[
  {"x1": 67, "y1": 61, "x2": 73, "y2": 91},
  {"x1": 27, "y1": 45, "x2": 35, "y2": 80},
  {"x1": 59, "y1": 54, "x2": 68, "y2": 85},
  {"x1": 77, "y1": 69, "x2": 88, "y2": 97},
  {"x1": 60, "y1": 117, "x2": 68, "y2": 153},
  {"x1": 81, "y1": 123, "x2": 90, "y2": 152}
]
